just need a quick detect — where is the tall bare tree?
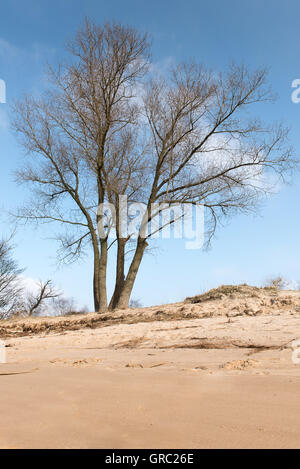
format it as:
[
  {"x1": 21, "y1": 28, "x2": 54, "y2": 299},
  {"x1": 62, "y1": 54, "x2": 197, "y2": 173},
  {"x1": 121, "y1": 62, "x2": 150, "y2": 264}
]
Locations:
[{"x1": 12, "y1": 20, "x2": 296, "y2": 312}]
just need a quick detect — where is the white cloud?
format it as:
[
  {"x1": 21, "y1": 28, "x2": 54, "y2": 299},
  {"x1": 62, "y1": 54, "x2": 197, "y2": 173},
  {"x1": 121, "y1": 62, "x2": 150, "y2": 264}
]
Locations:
[
  {"x1": 193, "y1": 131, "x2": 282, "y2": 195},
  {"x1": 18, "y1": 275, "x2": 41, "y2": 295}
]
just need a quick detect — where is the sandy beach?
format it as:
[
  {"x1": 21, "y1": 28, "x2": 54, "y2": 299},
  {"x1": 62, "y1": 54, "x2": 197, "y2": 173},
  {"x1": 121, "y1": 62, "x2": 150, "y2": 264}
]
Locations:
[{"x1": 1, "y1": 285, "x2": 300, "y2": 449}]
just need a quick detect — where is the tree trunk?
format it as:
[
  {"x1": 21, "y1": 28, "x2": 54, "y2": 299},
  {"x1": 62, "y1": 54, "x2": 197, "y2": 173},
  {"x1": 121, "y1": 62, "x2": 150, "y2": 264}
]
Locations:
[
  {"x1": 109, "y1": 239, "x2": 125, "y2": 310},
  {"x1": 93, "y1": 239, "x2": 108, "y2": 312},
  {"x1": 93, "y1": 266, "x2": 100, "y2": 312},
  {"x1": 114, "y1": 238, "x2": 147, "y2": 309},
  {"x1": 99, "y1": 238, "x2": 108, "y2": 311}
]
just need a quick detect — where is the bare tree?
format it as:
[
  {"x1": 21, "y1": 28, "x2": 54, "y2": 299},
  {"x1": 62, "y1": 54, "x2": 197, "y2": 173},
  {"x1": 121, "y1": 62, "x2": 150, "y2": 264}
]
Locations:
[
  {"x1": 13, "y1": 20, "x2": 150, "y2": 312},
  {"x1": 129, "y1": 298, "x2": 143, "y2": 309},
  {"x1": 51, "y1": 296, "x2": 88, "y2": 316},
  {"x1": 264, "y1": 275, "x2": 288, "y2": 291},
  {"x1": 12, "y1": 20, "x2": 296, "y2": 312},
  {"x1": 25, "y1": 279, "x2": 60, "y2": 316},
  {"x1": 0, "y1": 238, "x2": 23, "y2": 319},
  {"x1": 51, "y1": 296, "x2": 76, "y2": 316}
]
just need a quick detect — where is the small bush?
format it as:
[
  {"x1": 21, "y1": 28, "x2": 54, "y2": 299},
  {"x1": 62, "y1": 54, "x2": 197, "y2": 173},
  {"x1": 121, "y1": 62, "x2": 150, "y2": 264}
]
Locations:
[{"x1": 264, "y1": 276, "x2": 287, "y2": 291}]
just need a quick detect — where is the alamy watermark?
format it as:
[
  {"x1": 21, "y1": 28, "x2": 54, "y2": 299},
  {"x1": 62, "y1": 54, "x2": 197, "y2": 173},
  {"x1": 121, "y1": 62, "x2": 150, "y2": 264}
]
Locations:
[
  {"x1": 290, "y1": 79, "x2": 300, "y2": 103},
  {"x1": 0, "y1": 340, "x2": 6, "y2": 363},
  {"x1": 97, "y1": 196, "x2": 204, "y2": 250},
  {"x1": 0, "y1": 79, "x2": 6, "y2": 104}
]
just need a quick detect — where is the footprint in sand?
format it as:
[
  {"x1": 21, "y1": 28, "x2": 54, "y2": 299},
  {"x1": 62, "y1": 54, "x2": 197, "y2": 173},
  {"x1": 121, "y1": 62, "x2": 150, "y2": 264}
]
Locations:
[{"x1": 125, "y1": 363, "x2": 144, "y2": 368}]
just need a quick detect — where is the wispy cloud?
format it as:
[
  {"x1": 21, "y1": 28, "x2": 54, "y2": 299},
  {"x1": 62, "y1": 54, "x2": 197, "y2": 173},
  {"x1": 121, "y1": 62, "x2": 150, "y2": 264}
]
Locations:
[
  {"x1": 0, "y1": 108, "x2": 9, "y2": 131},
  {"x1": 0, "y1": 38, "x2": 19, "y2": 59},
  {"x1": 0, "y1": 37, "x2": 58, "y2": 130},
  {"x1": 0, "y1": 37, "x2": 56, "y2": 65},
  {"x1": 149, "y1": 56, "x2": 176, "y2": 77}
]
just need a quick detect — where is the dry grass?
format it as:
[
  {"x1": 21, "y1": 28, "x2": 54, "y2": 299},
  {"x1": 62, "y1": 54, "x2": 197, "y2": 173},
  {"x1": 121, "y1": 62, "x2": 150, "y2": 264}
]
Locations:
[{"x1": 184, "y1": 284, "x2": 261, "y2": 304}]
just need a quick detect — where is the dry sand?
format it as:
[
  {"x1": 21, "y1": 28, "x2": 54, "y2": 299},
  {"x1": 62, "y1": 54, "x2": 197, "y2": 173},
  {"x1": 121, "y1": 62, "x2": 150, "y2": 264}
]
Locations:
[{"x1": 1, "y1": 285, "x2": 300, "y2": 449}]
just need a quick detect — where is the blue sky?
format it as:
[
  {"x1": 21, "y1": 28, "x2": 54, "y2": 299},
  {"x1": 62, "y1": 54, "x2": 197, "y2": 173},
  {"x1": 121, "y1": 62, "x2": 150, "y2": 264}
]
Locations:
[{"x1": 0, "y1": 0, "x2": 300, "y2": 308}]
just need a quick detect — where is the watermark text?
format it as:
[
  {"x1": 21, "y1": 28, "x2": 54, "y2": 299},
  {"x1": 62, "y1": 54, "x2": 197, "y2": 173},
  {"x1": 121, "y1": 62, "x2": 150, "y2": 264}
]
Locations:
[
  {"x1": 97, "y1": 197, "x2": 204, "y2": 250},
  {"x1": 0, "y1": 79, "x2": 6, "y2": 104}
]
